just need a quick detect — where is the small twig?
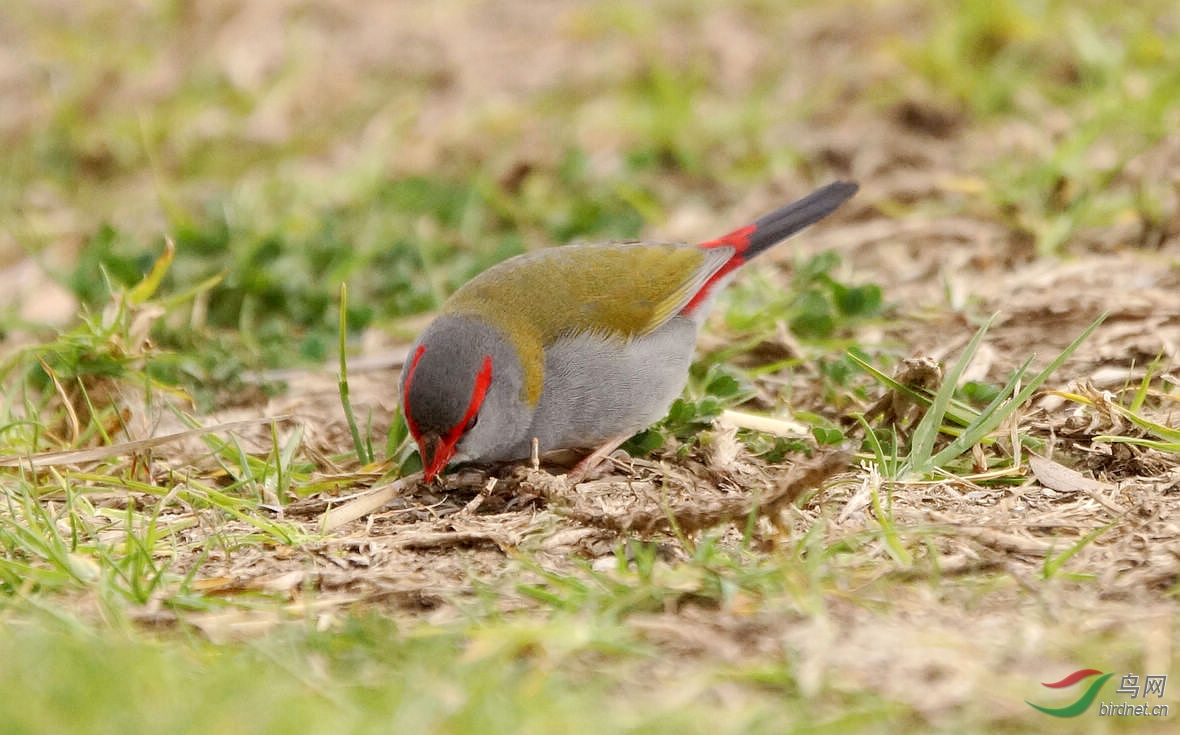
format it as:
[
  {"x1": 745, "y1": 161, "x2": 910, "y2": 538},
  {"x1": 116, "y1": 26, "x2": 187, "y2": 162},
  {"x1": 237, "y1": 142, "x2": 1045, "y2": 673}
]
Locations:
[
  {"x1": 321, "y1": 476, "x2": 412, "y2": 532},
  {"x1": 554, "y1": 450, "x2": 851, "y2": 535},
  {"x1": 719, "y1": 409, "x2": 808, "y2": 436},
  {"x1": 460, "y1": 477, "x2": 497, "y2": 515}
]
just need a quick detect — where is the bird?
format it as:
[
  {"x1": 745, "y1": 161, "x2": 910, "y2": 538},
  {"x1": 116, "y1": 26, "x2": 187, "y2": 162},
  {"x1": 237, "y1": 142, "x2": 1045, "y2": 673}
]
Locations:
[{"x1": 400, "y1": 181, "x2": 858, "y2": 482}]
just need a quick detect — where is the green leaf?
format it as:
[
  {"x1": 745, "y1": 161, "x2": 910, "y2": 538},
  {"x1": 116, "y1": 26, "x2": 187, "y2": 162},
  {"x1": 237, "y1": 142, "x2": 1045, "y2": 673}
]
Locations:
[
  {"x1": 811, "y1": 426, "x2": 844, "y2": 445},
  {"x1": 128, "y1": 239, "x2": 175, "y2": 306}
]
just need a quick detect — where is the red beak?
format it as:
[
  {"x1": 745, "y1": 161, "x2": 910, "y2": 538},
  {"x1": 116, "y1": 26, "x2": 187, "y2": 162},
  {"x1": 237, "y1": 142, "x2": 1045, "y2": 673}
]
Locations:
[{"x1": 417, "y1": 432, "x2": 455, "y2": 483}]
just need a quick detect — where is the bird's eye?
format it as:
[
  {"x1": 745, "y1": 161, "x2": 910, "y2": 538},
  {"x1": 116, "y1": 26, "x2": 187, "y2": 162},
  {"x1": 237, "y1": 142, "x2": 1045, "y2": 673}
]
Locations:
[{"x1": 465, "y1": 415, "x2": 479, "y2": 432}]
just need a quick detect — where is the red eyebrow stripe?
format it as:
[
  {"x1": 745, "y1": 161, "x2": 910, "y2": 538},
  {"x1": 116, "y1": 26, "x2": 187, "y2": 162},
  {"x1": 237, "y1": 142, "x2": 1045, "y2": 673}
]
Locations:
[
  {"x1": 402, "y1": 345, "x2": 427, "y2": 441},
  {"x1": 439, "y1": 355, "x2": 493, "y2": 452}
]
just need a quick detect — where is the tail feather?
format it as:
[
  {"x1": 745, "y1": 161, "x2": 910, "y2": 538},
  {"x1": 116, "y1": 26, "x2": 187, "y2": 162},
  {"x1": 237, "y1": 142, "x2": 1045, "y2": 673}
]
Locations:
[
  {"x1": 681, "y1": 181, "x2": 857, "y2": 315},
  {"x1": 745, "y1": 181, "x2": 859, "y2": 257}
]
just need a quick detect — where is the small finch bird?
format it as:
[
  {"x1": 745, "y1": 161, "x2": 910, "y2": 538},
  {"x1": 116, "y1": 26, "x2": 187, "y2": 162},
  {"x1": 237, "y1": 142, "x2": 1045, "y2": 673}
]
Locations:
[{"x1": 401, "y1": 181, "x2": 858, "y2": 481}]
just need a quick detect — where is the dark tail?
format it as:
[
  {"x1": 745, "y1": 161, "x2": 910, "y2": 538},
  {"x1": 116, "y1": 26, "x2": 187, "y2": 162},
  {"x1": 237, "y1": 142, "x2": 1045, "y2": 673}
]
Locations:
[
  {"x1": 744, "y1": 181, "x2": 858, "y2": 257},
  {"x1": 683, "y1": 181, "x2": 859, "y2": 315}
]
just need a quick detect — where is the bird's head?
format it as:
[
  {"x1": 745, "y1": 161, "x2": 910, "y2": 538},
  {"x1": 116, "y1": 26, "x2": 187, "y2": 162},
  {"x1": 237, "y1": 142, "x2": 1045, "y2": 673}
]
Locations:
[{"x1": 399, "y1": 315, "x2": 529, "y2": 481}]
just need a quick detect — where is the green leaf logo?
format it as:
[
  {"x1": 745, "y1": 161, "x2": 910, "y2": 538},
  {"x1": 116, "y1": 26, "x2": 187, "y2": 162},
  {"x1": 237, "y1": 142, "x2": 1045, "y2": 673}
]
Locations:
[{"x1": 1026, "y1": 669, "x2": 1114, "y2": 718}]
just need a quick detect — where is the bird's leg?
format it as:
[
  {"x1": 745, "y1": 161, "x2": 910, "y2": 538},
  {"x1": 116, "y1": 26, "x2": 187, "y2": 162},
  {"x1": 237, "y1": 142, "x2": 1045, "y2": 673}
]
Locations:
[
  {"x1": 566, "y1": 435, "x2": 630, "y2": 484},
  {"x1": 530, "y1": 437, "x2": 541, "y2": 471}
]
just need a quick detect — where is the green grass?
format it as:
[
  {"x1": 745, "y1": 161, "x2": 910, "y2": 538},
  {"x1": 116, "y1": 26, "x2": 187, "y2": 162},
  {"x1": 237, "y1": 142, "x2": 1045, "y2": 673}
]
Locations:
[
  {"x1": 892, "y1": 0, "x2": 1180, "y2": 254},
  {"x1": 0, "y1": 614, "x2": 632, "y2": 735},
  {"x1": 852, "y1": 313, "x2": 1106, "y2": 480},
  {"x1": 2, "y1": 1, "x2": 1179, "y2": 733},
  {"x1": 0, "y1": 600, "x2": 916, "y2": 735}
]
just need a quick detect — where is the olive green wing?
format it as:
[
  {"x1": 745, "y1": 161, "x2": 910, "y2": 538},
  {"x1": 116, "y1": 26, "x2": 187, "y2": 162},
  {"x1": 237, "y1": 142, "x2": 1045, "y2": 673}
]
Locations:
[
  {"x1": 445, "y1": 242, "x2": 730, "y2": 341},
  {"x1": 441, "y1": 242, "x2": 731, "y2": 406}
]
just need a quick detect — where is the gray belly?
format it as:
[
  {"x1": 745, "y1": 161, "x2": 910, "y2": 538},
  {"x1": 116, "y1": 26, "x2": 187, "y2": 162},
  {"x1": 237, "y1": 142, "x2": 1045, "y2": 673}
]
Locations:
[{"x1": 504, "y1": 316, "x2": 700, "y2": 459}]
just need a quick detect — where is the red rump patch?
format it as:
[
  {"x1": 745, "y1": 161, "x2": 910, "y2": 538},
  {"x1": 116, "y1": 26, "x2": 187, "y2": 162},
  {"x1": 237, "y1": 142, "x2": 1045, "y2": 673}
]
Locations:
[{"x1": 682, "y1": 223, "x2": 756, "y2": 314}]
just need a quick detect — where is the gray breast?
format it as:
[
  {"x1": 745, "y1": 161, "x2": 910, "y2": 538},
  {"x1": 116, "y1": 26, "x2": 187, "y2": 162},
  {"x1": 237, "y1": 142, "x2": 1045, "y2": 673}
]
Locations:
[{"x1": 506, "y1": 315, "x2": 701, "y2": 458}]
